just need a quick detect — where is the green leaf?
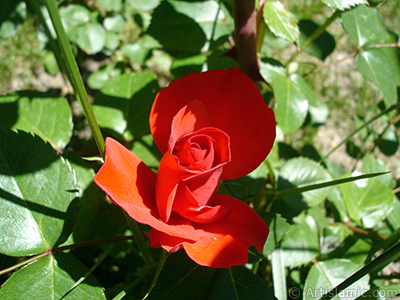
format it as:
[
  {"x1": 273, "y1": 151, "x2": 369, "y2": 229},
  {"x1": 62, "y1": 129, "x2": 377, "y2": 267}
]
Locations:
[
  {"x1": 76, "y1": 23, "x2": 106, "y2": 54},
  {"x1": 64, "y1": 152, "x2": 101, "y2": 243},
  {"x1": 93, "y1": 71, "x2": 160, "y2": 140},
  {"x1": 387, "y1": 199, "x2": 400, "y2": 231},
  {"x1": 361, "y1": 154, "x2": 393, "y2": 189},
  {"x1": 96, "y1": 0, "x2": 122, "y2": 11},
  {"x1": 299, "y1": 19, "x2": 336, "y2": 60},
  {"x1": 0, "y1": 253, "x2": 106, "y2": 299},
  {"x1": 44, "y1": 52, "x2": 60, "y2": 76},
  {"x1": 208, "y1": 266, "x2": 277, "y2": 300},
  {"x1": 340, "y1": 172, "x2": 394, "y2": 228},
  {"x1": 0, "y1": 131, "x2": 79, "y2": 256},
  {"x1": 322, "y1": 0, "x2": 367, "y2": 10},
  {"x1": 321, "y1": 224, "x2": 352, "y2": 256},
  {"x1": 127, "y1": 0, "x2": 160, "y2": 11},
  {"x1": 259, "y1": 58, "x2": 286, "y2": 84},
  {"x1": 356, "y1": 48, "x2": 397, "y2": 107},
  {"x1": 0, "y1": 91, "x2": 73, "y2": 150},
  {"x1": 105, "y1": 32, "x2": 120, "y2": 50},
  {"x1": 147, "y1": 0, "x2": 230, "y2": 54},
  {"x1": 171, "y1": 54, "x2": 207, "y2": 78},
  {"x1": 147, "y1": 251, "x2": 217, "y2": 299},
  {"x1": 341, "y1": 5, "x2": 393, "y2": 47},
  {"x1": 263, "y1": 1, "x2": 299, "y2": 43},
  {"x1": 378, "y1": 125, "x2": 399, "y2": 156},
  {"x1": 322, "y1": 225, "x2": 371, "y2": 264},
  {"x1": 103, "y1": 14, "x2": 125, "y2": 32},
  {"x1": 309, "y1": 102, "x2": 329, "y2": 125},
  {"x1": 303, "y1": 259, "x2": 370, "y2": 300},
  {"x1": 60, "y1": 4, "x2": 91, "y2": 29},
  {"x1": 341, "y1": 5, "x2": 400, "y2": 85},
  {"x1": 280, "y1": 216, "x2": 319, "y2": 268},
  {"x1": 131, "y1": 134, "x2": 161, "y2": 169},
  {"x1": 0, "y1": 0, "x2": 23, "y2": 29},
  {"x1": 278, "y1": 157, "x2": 332, "y2": 208},
  {"x1": 87, "y1": 63, "x2": 122, "y2": 90},
  {"x1": 261, "y1": 212, "x2": 292, "y2": 255},
  {"x1": 271, "y1": 248, "x2": 287, "y2": 300},
  {"x1": 290, "y1": 74, "x2": 318, "y2": 106},
  {"x1": 273, "y1": 74, "x2": 309, "y2": 133}
]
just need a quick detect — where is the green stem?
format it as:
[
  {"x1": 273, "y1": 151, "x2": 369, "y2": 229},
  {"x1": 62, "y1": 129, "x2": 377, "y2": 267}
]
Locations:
[
  {"x1": 0, "y1": 251, "x2": 50, "y2": 277},
  {"x1": 0, "y1": 235, "x2": 136, "y2": 277},
  {"x1": 273, "y1": 171, "x2": 389, "y2": 201},
  {"x1": 142, "y1": 252, "x2": 168, "y2": 300},
  {"x1": 28, "y1": 0, "x2": 71, "y2": 83},
  {"x1": 320, "y1": 242, "x2": 400, "y2": 300},
  {"x1": 44, "y1": 0, "x2": 105, "y2": 158},
  {"x1": 286, "y1": 10, "x2": 342, "y2": 66},
  {"x1": 124, "y1": 212, "x2": 155, "y2": 268},
  {"x1": 112, "y1": 265, "x2": 156, "y2": 300}
]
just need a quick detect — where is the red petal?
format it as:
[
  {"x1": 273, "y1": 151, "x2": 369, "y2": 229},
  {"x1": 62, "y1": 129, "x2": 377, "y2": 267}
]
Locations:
[
  {"x1": 183, "y1": 195, "x2": 268, "y2": 268},
  {"x1": 150, "y1": 67, "x2": 276, "y2": 180},
  {"x1": 169, "y1": 100, "x2": 210, "y2": 150},
  {"x1": 173, "y1": 178, "x2": 231, "y2": 223},
  {"x1": 94, "y1": 138, "x2": 200, "y2": 241},
  {"x1": 156, "y1": 128, "x2": 230, "y2": 223},
  {"x1": 149, "y1": 194, "x2": 268, "y2": 268}
]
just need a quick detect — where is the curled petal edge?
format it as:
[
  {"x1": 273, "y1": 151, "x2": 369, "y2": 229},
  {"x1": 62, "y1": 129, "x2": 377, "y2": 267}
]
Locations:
[{"x1": 150, "y1": 194, "x2": 269, "y2": 268}]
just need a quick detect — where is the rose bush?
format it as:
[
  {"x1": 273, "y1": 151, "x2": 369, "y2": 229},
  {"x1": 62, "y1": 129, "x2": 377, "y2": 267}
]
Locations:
[{"x1": 94, "y1": 67, "x2": 276, "y2": 268}]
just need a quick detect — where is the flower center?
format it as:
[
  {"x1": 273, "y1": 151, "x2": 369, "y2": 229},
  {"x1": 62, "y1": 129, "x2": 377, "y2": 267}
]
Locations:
[{"x1": 173, "y1": 134, "x2": 214, "y2": 171}]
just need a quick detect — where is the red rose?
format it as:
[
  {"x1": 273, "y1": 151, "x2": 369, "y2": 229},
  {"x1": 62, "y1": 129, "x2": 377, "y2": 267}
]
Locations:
[{"x1": 94, "y1": 67, "x2": 276, "y2": 268}]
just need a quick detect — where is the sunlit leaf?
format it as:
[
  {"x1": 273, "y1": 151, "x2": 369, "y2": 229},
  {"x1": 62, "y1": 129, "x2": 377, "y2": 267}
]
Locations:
[
  {"x1": 322, "y1": 0, "x2": 367, "y2": 10},
  {"x1": 340, "y1": 171, "x2": 394, "y2": 229},
  {"x1": 76, "y1": 23, "x2": 106, "y2": 54},
  {"x1": 263, "y1": 1, "x2": 299, "y2": 43},
  {"x1": 280, "y1": 216, "x2": 319, "y2": 268},
  {"x1": 341, "y1": 5, "x2": 400, "y2": 85},
  {"x1": 103, "y1": 14, "x2": 125, "y2": 32},
  {"x1": 0, "y1": 91, "x2": 73, "y2": 150},
  {"x1": 278, "y1": 157, "x2": 332, "y2": 208},
  {"x1": 0, "y1": 253, "x2": 106, "y2": 299},
  {"x1": 261, "y1": 212, "x2": 291, "y2": 255},
  {"x1": 341, "y1": 5, "x2": 393, "y2": 47},
  {"x1": 303, "y1": 259, "x2": 370, "y2": 300},
  {"x1": 60, "y1": 4, "x2": 90, "y2": 29},
  {"x1": 290, "y1": 74, "x2": 318, "y2": 106},
  {"x1": 356, "y1": 48, "x2": 397, "y2": 107},
  {"x1": 273, "y1": 74, "x2": 309, "y2": 133},
  {"x1": 96, "y1": 0, "x2": 122, "y2": 11},
  {"x1": 93, "y1": 71, "x2": 160, "y2": 140},
  {"x1": 361, "y1": 154, "x2": 393, "y2": 189},
  {"x1": 0, "y1": 131, "x2": 79, "y2": 256},
  {"x1": 126, "y1": 0, "x2": 160, "y2": 11},
  {"x1": 260, "y1": 58, "x2": 286, "y2": 84}
]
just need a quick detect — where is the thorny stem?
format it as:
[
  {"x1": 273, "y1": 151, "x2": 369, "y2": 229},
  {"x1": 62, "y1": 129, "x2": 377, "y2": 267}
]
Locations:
[{"x1": 232, "y1": 0, "x2": 261, "y2": 83}]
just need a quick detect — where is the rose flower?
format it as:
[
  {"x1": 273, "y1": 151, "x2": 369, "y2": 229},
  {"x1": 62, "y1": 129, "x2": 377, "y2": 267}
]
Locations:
[{"x1": 94, "y1": 67, "x2": 276, "y2": 268}]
